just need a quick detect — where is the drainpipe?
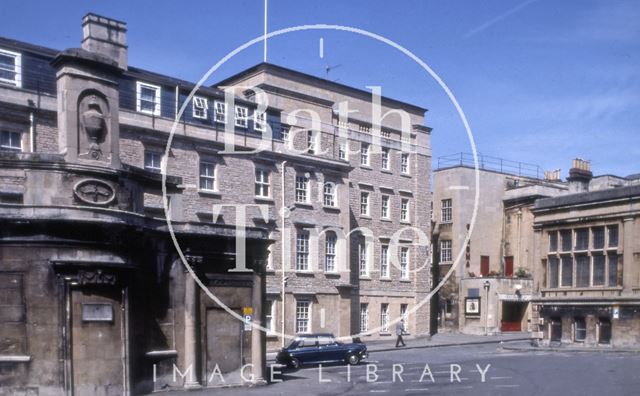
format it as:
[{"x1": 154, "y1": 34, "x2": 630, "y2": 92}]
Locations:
[
  {"x1": 29, "y1": 110, "x2": 35, "y2": 152},
  {"x1": 281, "y1": 160, "x2": 287, "y2": 348}
]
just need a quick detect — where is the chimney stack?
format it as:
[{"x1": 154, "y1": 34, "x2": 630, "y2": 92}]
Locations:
[
  {"x1": 81, "y1": 13, "x2": 128, "y2": 70},
  {"x1": 567, "y1": 158, "x2": 592, "y2": 193}
]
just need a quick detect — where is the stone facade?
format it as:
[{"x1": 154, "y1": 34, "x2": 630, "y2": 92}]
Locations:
[
  {"x1": 530, "y1": 164, "x2": 640, "y2": 347},
  {"x1": 431, "y1": 155, "x2": 566, "y2": 334},
  {"x1": 217, "y1": 64, "x2": 433, "y2": 349},
  {"x1": 0, "y1": 12, "x2": 433, "y2": 394}
]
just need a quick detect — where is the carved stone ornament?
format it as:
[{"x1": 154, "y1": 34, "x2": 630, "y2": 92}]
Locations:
[
  {"x1": 73, "y1": 179, "x2": 116, "y2": 206},
  {"x1": 78, "y1": 269, "x2": 117, "y2": 285},
  {"x1": 78, "y1": 91, "x2": 109, "y2": 160}
]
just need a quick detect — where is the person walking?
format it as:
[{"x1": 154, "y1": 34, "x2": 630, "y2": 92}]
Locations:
[{"x1": 395, "y1": 319, "x2": 406, "y2": 347}]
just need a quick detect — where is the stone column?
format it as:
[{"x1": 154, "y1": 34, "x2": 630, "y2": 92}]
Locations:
[
  {"x1": 622, "y1": 218, "x2": 634, "y2": 293},
  {"x1": 183, "y1": 256, "x2": 202, "y2": 389},
  {"x1": 251, "y1": 268, "x2": 266, "y2": 384}
]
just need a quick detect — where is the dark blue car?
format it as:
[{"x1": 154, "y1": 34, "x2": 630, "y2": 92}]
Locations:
[{"x1": 275, "y1": 333, "x2": 367, "y2": 369}]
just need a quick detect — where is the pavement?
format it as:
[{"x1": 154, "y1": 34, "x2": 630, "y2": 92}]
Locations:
[
  {"x1": 500, "y1": 339, "x2": 640, "y2": 353},
  {"x1": 266, "y1": 332, "x2": 532, "y2": 360}
]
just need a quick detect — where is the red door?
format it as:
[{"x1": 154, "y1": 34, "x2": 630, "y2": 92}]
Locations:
[
  {"x1": 505, "y1": 256, "x2": 514, "y2": 277},
  {"x1": 480, "y1": 256, "x2": 490, "y2": 276}
]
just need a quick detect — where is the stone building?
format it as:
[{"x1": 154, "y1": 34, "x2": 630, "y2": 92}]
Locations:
[
  {"x1": 432, "y1": 153, "x2": 566, "y2": 335},
  {"x1": 217, "y1": 64, "x2": 433, "y2": 350},
  {"x1": 530, "y1": 160, "x2": 640, "y2": 347},
  {"x1": 0, "y1": 13, "x2": 433, "y2": 394}
]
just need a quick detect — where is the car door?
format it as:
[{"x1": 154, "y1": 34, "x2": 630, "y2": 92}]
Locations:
[
  {"x1": 317, "y1": 336, "x2": 343, "y2": 363},
  {"x1": 292, "y1": 337, "x2": 319, "y2": 364}
]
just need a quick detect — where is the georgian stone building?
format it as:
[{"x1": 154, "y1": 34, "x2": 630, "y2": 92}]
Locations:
[
  {"x1": 217, "y1": 64, "x2": 433, "y2": 349},
  {"x1": 0, "y1": 13, "x2": 432, "y2": 395}
]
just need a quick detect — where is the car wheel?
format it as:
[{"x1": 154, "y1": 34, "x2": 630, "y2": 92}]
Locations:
[
  {"x1": 347, "y1": 353, "x2": 360, "y2": 365},
  {"x1": 289, "y1": 357, "x2": 301, "y2": 369}
]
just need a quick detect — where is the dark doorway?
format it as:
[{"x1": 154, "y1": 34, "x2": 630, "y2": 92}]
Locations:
[
  {"x1": 501, "y1": 301, "x2": 526, "y2": 332},
  {"x1": 504, "y1": 256, "x2": 514, "y2": 277},
  {"x1": 550, "y1": 317, "x2": 562, "y2": 341},
  {"x1": 599, "y1": 318, "x2": 611, "y2": 344}
]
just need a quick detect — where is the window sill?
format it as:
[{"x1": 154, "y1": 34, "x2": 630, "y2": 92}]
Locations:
[
  {"x1": 324, "y1": 271, "x2": 341, "y2": 277},
  {"x1": 379, "y1": 332, "x2": 392, "y2": 337},
  {"x1": 381, "y1": 169, "x2": 393, "y2": 174},
  {"x1": 254, "y1": 196, "x2": 274, "y2": 203},
  {"x1": 295, "y1": 271, "x2": 315, "y2": 276},
  {"x1": 294, "y1": 202, "x2": 314, "y2": 209},
  {"x1": 198, "y1": 189, "x2": 222, "y2": 197},
  {"x1": 360, "y1": 165, "x2": 372, "y2": 170},
  {"x1": 359, "y1": 215, "x2": 372, "y2": 220},
  {"x1": 400, "y1": 279, "x2": 412, "y2": 282},
  {"x1": 380, "y1": 277, "x2": 392, "y2": 281},
  {"x1": 440, "y1": 261, "x2": 453, "y2": 265},
  {"x1": 380, "y1": 218, "x2": 392, "y2": 222},
  {"x1": 400, "y1": 221, "x2": 411, "y2": 225},
  {"x1": 400, "y1": 173, "x2": 412, "y2": 178},
  {"x1": 323, "y1": 206, "x2": 340, "y2": 212},
  {"x1": 359, "y1": 276, "x2": 372, "y2": 280}
]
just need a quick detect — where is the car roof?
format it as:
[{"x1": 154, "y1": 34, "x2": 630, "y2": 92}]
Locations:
[{"x1": 295, "y1": 333, "x2": 335, "y2": 338}]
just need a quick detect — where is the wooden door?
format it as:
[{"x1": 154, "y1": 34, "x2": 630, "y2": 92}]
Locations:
[
  {"x1": 480, "y1": 256, "x2": 490, "y2": 276},
  {"x1": 504, "y1": 256, "x2": 514, "y2": 277},
  {"x1": 70, "y1": 286, "x2": 125, "y2": 396}
]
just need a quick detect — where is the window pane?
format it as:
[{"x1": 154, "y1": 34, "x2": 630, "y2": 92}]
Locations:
[
  {"x1": 359, "y1": 303, "x2": 369, "y2": 332},
  {"x1": 441, "y1": 199, "x2": 452, "y2": 223},
  {"x1": 575, "y1": 256, "x2": 590, "y2": 287},
  {"x1": 296, "y1": 232, "x2": 309, "y2": 271},
  {"x1": 359, "y1": 242, "x2": 368, "y2": 276},
  {"x1": 575, "y1": 229, "x2": 589, "y2": 250},
  {"x1": 380, "y1": 246, "x2": 389, "y2": 277},
  {"x1": 560, "y1": 230, "x2": 572, "y2": 252},
  {"x1": 561, "y1": 256, "x2": 573, "y2": 287},
  {"x1": 608, "y1": 254, "x2": 618, "y2": 286},
  {"x1": 548, "y1": 231, "x2": 558, "y2": 252},
  {"x1": 548, "y1": 257, "x2": 559, "y2": 288},
  {"x1": 592, "y1": 227, "x2": 605, "y2": 249},
  {"x1": 608, "y1": 225, "x2": 618, "y2": 247},
  {"x1": 295, "y1": 301, "x2": 310, "y2": 333},
  {"x1": 593, "y1": 255, "x2": 605, "y2": 286}
]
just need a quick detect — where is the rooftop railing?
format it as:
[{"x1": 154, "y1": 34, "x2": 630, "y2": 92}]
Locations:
[{"x1": 437, "y1": 152, "x2": 542, "y2": 179}]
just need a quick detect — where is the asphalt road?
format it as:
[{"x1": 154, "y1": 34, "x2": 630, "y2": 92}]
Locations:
[{"x1": 161, "y1": 343, "x2": 640, "y2": 395}]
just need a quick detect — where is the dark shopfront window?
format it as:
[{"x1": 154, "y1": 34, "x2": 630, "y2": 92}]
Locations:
[{"x1": 574, "y1": 317, "x2": 586, "y2": 341}]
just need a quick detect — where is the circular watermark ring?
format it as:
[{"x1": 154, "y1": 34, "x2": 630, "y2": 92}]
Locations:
[{"x1": 162, "y1": 24, "x2": 480, "y2": 342}]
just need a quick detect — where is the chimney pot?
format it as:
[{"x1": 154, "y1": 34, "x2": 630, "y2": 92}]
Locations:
[{"x1": 567, "y1": 158, "x2": 592, "y2": 193}]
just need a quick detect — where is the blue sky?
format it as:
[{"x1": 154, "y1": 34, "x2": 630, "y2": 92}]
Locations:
[{"x1": 2, "y1": 0, "x2": 638, "y2": 177}]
